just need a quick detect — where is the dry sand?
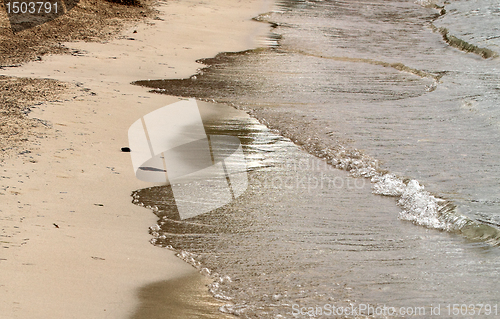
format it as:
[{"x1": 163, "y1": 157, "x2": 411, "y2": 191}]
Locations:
[{"x1": 0, "y1": 0, "x2": 274, "y2": 317}]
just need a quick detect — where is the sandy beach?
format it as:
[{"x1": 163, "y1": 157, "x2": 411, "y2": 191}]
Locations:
[{"x1": 0, "y1": 0, "x2": 273, "y2": 317}]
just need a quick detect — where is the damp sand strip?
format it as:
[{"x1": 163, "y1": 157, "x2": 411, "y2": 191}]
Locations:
[{"x1": 0, "y1": 0, "x2": 274, "y2": 317}]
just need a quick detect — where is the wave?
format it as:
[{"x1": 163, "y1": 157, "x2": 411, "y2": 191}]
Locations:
[
  {"x1": 261, "y1": 118, "x2": 500, "y2": 245},
  {"x1": 417, "y1": 0, "x2": 499, "y2": 59},
  {"x1": 432, "y1": 25, "x2": 498, "y2": 59},
  {"x1": 255, "y1": 112, "x2": 500, "y2": 245},
  {"x1": 372, "y1": 174, "x2": 500, "y2": 245},
  {"x1": 284, "y1": 48, "x2": 443, "y2": 84}
]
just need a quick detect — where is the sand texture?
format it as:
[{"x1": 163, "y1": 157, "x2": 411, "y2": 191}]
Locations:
[{"x1": 0, "y1": 0, "x2": 273, "y2": 317}]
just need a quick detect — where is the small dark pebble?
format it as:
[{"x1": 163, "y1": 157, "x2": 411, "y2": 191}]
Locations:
[
  {"x1": 121, "y1": 147, "x2": 131, "y2": 152},
  {"x1": 91, "y1": 256, "x2": 105, "y2": 260}
]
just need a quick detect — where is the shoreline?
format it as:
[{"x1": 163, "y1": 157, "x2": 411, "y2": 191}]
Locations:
[{"x1": 0, "y1": 0, "x2": 274, "y2": 317}]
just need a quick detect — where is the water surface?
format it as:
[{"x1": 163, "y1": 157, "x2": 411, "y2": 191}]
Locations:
[{"x1": 134, "y1": 0, "x2": 500, "y2": 317}]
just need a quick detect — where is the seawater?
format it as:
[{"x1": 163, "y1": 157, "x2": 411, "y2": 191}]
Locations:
[{"x1": 133, "y1": 0, "x2": 500, "y2": 318}]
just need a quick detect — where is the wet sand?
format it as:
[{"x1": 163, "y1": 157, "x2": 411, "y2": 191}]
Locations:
[
  {"x1": 0, "y1": 0, "x2": 274, "y2": 317},
  {"x1": 130, "y1": 273, "x2": 233, "y2": 319}
]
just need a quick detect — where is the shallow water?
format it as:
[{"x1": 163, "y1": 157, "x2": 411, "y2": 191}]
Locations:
[
  {"x1": 133, "y1": 0, "x2": 500, "y2": 317},
  {"x1": 133, "y1": 110, "x2": 500, "y2": 318}
]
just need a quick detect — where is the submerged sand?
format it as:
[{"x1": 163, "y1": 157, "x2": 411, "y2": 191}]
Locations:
[{"x1": 0, "y1": 0, "x2": 273, "y2": 317}]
